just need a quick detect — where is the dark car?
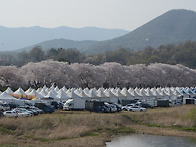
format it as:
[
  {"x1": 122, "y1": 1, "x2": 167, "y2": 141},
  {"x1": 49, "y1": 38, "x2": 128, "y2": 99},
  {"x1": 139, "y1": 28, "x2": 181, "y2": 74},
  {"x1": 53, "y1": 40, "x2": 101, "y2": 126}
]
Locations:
[
  {"x1": 0, "y1": 111, "x2": 3, "y2": 117},
  {"x1": 51, "y1": 101, "x2": 59, "y2": 109},
  {"x1": 34, "y1": 102, "x2": 54, "y2": 113},
  {"x1": 141, "y1": 103, "x2": 153, "y2": 108},
  {"x1": 8, "y1": 103, "x2": 19, "y2": 109}
]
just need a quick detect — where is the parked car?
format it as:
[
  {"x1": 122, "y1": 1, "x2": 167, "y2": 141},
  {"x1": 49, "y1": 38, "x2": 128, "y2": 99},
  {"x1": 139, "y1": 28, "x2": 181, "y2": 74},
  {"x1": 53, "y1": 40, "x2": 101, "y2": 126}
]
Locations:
[
  {"x1": 8, "y1": 103, "x2": 19, "y2": 109},
  {"x1": 35, "y1": 102, "x2": 54, "y2": 113},
  {"x1": 103, "y1": 102, "x2": 113, "y2": 113},
  {"x1": 58, "y1": 102, "x2": 64, "y2": 109},
  {"x1": 105, "y1": 102, "x2": 117, "y2": 113},
  {"x1": 108, "y1": 102, "x2": 122, "y2": 112},
  {"x1": 122, "y1": 104, "x2": 135, "y2": 111},
  {"x1": 32, "y1": 107, "x2": 44, "y2": 114},
  {"x1": 51, "y1": 101, "x2": 59, "y2": 109},
  {"x1": 141, "y1": 103, "x2": 154, "y2": 109},
  {"x1": 12, "y1": 108, "x2": 33, "y2": 116},
  {"x1": 3, "y1": 111, "x2": 18, "y2": 118},
  {"x1": 0, "y1": 103, "x2": 10, "y2": 111},
  {"x1": 128, "y1": 106, "x2": 146, "y2": 112},
  {"x1": 25, "y1": 107, "x2": 39, "y2": 115},
  {"x1": 0, "y1": 111, "x2": 4, "y2": 117}
]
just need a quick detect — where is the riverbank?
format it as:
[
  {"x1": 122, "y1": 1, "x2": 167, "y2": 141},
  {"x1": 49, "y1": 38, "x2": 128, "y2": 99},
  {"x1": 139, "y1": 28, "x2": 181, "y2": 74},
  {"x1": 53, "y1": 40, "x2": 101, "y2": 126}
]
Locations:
[{"x1": 0, "y1": 105, "x2": 195, "y2": 147}]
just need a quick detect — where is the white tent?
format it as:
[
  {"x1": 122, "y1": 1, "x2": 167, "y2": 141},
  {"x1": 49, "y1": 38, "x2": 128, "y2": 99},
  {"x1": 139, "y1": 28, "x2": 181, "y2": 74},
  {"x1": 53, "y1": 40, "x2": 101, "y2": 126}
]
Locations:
[
  {"x1": 39, "y1": 89, "x2": 48, "y2": 97},
  {"x1": 0, "y1": 91, "x2": 16, "y2": 103},
  {"x1": 67, "y1": 90, "x2": 80, "y2": 99},
  {"x1": 5, "y1": 87, "x2": 14, "y2": 94},
  {"x1": 54, "y1": 86, "x2": 60, "y2": 93},
  {"x1": 86, "y1": 89, "x2": 99, "y2": 100},
  {"x1": 61, "y1": 86, "x2": 67, "y2": 92},
  {"x1": 105, "y1": 90, "x2": 118, "y2": 103},
  {"x1": 121, "y1": 89, "x2": 134, "y2": 100},
  {"x1": 77, "y1": 91, "x2": 89, "y2": 100},
  {"x1": 113, "y1": 89, "x2": 126, "y2": 103},
  {"x1": 25, "y1": 87, "x2": 33, "y2": 95},
  {"x1": 14, "y1": 87, "x2": 26, "y2": 95},
  {"x1": 130, "y1": 90, "x2": 141, "y2": 99},
  {"x1": 36, "y1": 88, "x2": 42, "y2": 93},
  {"x1": 83, "y1": 88, "x2": 90, "y2": 95},
  {"x1": 96, "y1": 90, "x2": 108, "y2": 101},
  {"x1": 57, "y1": 90, "x2": 69, "y2": 101},
  {"x1": 29, "y1": 89, "x2": 42, "y2": 99},
  {"x1": 44, "y1": 90, "x2": 58, "y2": 99}
]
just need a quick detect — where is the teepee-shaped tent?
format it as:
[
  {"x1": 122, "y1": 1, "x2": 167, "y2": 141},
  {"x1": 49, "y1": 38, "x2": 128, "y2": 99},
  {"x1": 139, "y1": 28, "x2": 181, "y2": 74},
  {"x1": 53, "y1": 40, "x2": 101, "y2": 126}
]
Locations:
[
  {"x1": 5, "y1": 87, "x2": 14, "y2": 94},
  {"x1": 0, "y1": 91, "x2": 16, "y2": 103}
]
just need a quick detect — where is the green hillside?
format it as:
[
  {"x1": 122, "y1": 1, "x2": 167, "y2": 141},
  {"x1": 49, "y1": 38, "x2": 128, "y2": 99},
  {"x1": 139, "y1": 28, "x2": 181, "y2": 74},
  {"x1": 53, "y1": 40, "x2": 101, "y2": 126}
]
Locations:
[{"x1": 85, "y1": 9, "x2": 196, "y2": 54}]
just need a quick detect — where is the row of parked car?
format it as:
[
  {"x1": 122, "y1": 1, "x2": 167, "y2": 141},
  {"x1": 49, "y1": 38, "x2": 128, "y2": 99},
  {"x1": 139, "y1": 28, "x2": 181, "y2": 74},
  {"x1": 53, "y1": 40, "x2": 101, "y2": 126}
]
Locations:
[
  {"x1": 0, "y1": 101, "x2": 57, "y2": 118},
  {"x1": 1, "y1": 107, "x2": 44, "y2": 118},
  {"x1": 121, "y1": 101, "x2": 153, "y2": 112}
]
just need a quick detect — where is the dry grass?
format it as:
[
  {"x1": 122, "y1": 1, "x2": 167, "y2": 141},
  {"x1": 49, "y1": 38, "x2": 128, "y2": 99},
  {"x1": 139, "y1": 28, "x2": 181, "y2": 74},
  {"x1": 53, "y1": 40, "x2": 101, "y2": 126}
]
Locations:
[
  {"x1": 125, "y1": 105, "x2": 196, "y2": 128},
  {"x1": 0, "y1": 105, "x2": 195, "y2": 146},
  {"x1": 0, "y1": 111, "x2": 133, "y2": 146}
]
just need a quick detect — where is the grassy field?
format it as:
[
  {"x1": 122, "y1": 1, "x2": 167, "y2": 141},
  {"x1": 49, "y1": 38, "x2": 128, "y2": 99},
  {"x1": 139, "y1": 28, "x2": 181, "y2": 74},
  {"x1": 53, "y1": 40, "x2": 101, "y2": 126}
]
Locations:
[{"x1": 0, "y1": 105, "x2": 195, "y2": 147}]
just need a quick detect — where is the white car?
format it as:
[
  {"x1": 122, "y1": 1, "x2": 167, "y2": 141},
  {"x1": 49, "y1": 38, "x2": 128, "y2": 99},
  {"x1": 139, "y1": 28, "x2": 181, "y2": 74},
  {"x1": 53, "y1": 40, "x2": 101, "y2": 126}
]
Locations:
[
  {"x1": 122, "y1": 104, "x2": 135, "y2": 111},
  {"x1": 13, "y1": 108, "x2": 33, "y2": 117},
  {"x1": 3, "y1": 111, "x2": 18, "y2": 118},
  {"x1": 128, "y1": 106, "x2": 146, "y2": 112}
]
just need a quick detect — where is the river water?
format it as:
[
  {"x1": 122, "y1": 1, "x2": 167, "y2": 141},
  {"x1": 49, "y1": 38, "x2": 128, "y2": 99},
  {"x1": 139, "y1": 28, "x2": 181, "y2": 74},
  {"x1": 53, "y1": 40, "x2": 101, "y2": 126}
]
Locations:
[{"x1": 106, "y1": 134, "x2": 196, "y2": 147}]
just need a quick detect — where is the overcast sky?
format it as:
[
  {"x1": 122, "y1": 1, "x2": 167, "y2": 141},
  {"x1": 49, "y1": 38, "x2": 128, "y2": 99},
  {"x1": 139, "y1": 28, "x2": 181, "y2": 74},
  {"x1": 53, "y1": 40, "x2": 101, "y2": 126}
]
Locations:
[{"x1": 0, "y1": 0, "x2": 195, "y2": 31}]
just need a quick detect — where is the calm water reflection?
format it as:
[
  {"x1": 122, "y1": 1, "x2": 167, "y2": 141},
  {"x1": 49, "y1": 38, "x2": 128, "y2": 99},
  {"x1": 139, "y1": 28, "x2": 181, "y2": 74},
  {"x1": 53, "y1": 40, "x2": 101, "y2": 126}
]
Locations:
[{"x1": 106, "y1": 134, "x2": 196, "y2": 147}]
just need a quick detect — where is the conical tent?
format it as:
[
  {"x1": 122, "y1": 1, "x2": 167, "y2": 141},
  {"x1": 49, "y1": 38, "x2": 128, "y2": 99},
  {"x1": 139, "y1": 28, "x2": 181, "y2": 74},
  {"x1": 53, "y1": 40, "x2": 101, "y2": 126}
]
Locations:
[
  {"x1": 87, "y1": 89, "x2": 99, "y2": 100},
  {"x1": 128, "y1": 88, "x2": 134, "y2": 94},
  {"x1": 67, "y1": 91, "x2": 80, "y2": 99},
  {"x1": 130, "y1": 90, "x2": 141, "y2": 99},
  {"x1": 0, "y1": 91, "x2": 16, "y2": 103},
  {"x1": 14, "y1": 87, "x2": 26, "y2": 95},
  {"x1": 96, "y1": 90, "x2": 107, "y2": 101},
  {"x1": 36, "y1": 88, "x2": 42, "y2": 93},
  {"x1": 13, "y1": 87, "x2": 26, "y2": 98},
  {"x1": 25, "y1": 87, "x2": 33, "y2": 95},
  {"x1": 54, "y1": 86, "x2": 60, "y2": 93},
  {"x1": 5, "y1": 87, "x2": 14, "y2": 94},
  {"x1": 61, "y1": 86, "x2": 67, "y2": 92},
  {"x1": 48, "y1": 89, "x2": 58, "y2": 96},
  {"x1": 121, "y1": 89, "x2": 134, "y2": 100},
  {"x1": 74, "y1": 89, "x2": 81, "y2": 95},
  {"x1": 83, "y1": 88, "x2": 90, "y2": 95},
  {"x1": 77, "y1": 91, "x2": 89, "y2": 100},
  {"x1": 105, "y1": 90, "x2": 118, "y2": 103},
  {"x1": 39, "y1": 89, "x2": 48, "y2": 97},
  {"x1": 113, "y1": 90, "x2": 126, "y2": 103},
  {"x1": 57, "y1": 90, "x2": 69, "y2": 101},
  {"x1": 29, "y1": 89, "x2": 42, "y2": 99},
  {"x1": 44, "y1": 90, "x2": 58, "y2": 99}
]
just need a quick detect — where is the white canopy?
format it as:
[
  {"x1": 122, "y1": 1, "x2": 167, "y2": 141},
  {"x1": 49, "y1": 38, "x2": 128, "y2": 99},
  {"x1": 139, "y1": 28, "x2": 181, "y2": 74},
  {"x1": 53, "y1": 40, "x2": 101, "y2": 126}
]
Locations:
[
  {"x1": 5, "y1": 87, "x2": 14, "y2": 94},
  {"x1": 14, "y1": 87, "x2": 26, "y2": 95},
  {"x1": 39, "y1": 89, "x2": 48, "y2": 97},
  {"x1": 0, "y1": 91, "x2": 16, "y2": 103}
]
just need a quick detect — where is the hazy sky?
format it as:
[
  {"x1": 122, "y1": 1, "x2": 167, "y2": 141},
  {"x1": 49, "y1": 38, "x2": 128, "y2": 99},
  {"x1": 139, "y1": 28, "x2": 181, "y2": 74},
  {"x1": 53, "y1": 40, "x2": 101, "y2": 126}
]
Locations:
[{"x1": 0, "y1": 0, "x2": 196, "y2": 31}]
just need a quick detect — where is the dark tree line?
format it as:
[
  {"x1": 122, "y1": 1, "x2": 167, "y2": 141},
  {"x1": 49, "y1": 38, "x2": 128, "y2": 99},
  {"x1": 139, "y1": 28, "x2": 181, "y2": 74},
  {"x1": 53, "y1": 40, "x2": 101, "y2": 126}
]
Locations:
[{"x1": 0, "y1": 40, "x2": 195, "y2": 68}]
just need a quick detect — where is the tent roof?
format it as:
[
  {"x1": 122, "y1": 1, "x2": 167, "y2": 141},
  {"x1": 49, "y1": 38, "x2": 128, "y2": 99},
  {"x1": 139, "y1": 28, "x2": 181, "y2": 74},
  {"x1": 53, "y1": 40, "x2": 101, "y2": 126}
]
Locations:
[
  {"x1": 14, "y1": 87, "x2": 26, "y2": 95},
  {"x1": 0, "y1": 91, "x2": 16, "y2": 99},
  {"x1": 5, "y1": 87, "x2": 14, "y2": 94}
]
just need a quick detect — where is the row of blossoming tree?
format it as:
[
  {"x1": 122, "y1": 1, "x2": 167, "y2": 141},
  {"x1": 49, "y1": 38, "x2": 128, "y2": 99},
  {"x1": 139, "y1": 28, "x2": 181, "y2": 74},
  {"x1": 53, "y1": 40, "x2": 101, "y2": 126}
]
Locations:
[{"x1": 0, "y1": 60, "x2": 195, "y2": 90}]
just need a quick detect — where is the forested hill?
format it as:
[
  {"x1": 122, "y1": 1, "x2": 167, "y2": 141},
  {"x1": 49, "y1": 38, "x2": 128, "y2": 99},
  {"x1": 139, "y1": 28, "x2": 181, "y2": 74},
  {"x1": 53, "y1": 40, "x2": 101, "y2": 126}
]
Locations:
[
  {"x1": 85, "y1": 9, "x2": 196, "y2": 54},
  {"x1": 1, "y1": 41, "x2": 196, "y2": 69}
]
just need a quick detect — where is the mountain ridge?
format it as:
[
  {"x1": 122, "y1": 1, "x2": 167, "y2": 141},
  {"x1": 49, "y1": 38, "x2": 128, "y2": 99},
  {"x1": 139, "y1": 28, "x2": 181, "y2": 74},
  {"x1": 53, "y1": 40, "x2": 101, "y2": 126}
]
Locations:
[
  {"x1": 0, "y1": 26, "x2": 128, "y2": 51},
  {"x1": 1, "y1": 9, "x2": 196, "y2": 54},
  {"x1": 85, "y1": 9, "x2": 196, "y2": 54}
]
